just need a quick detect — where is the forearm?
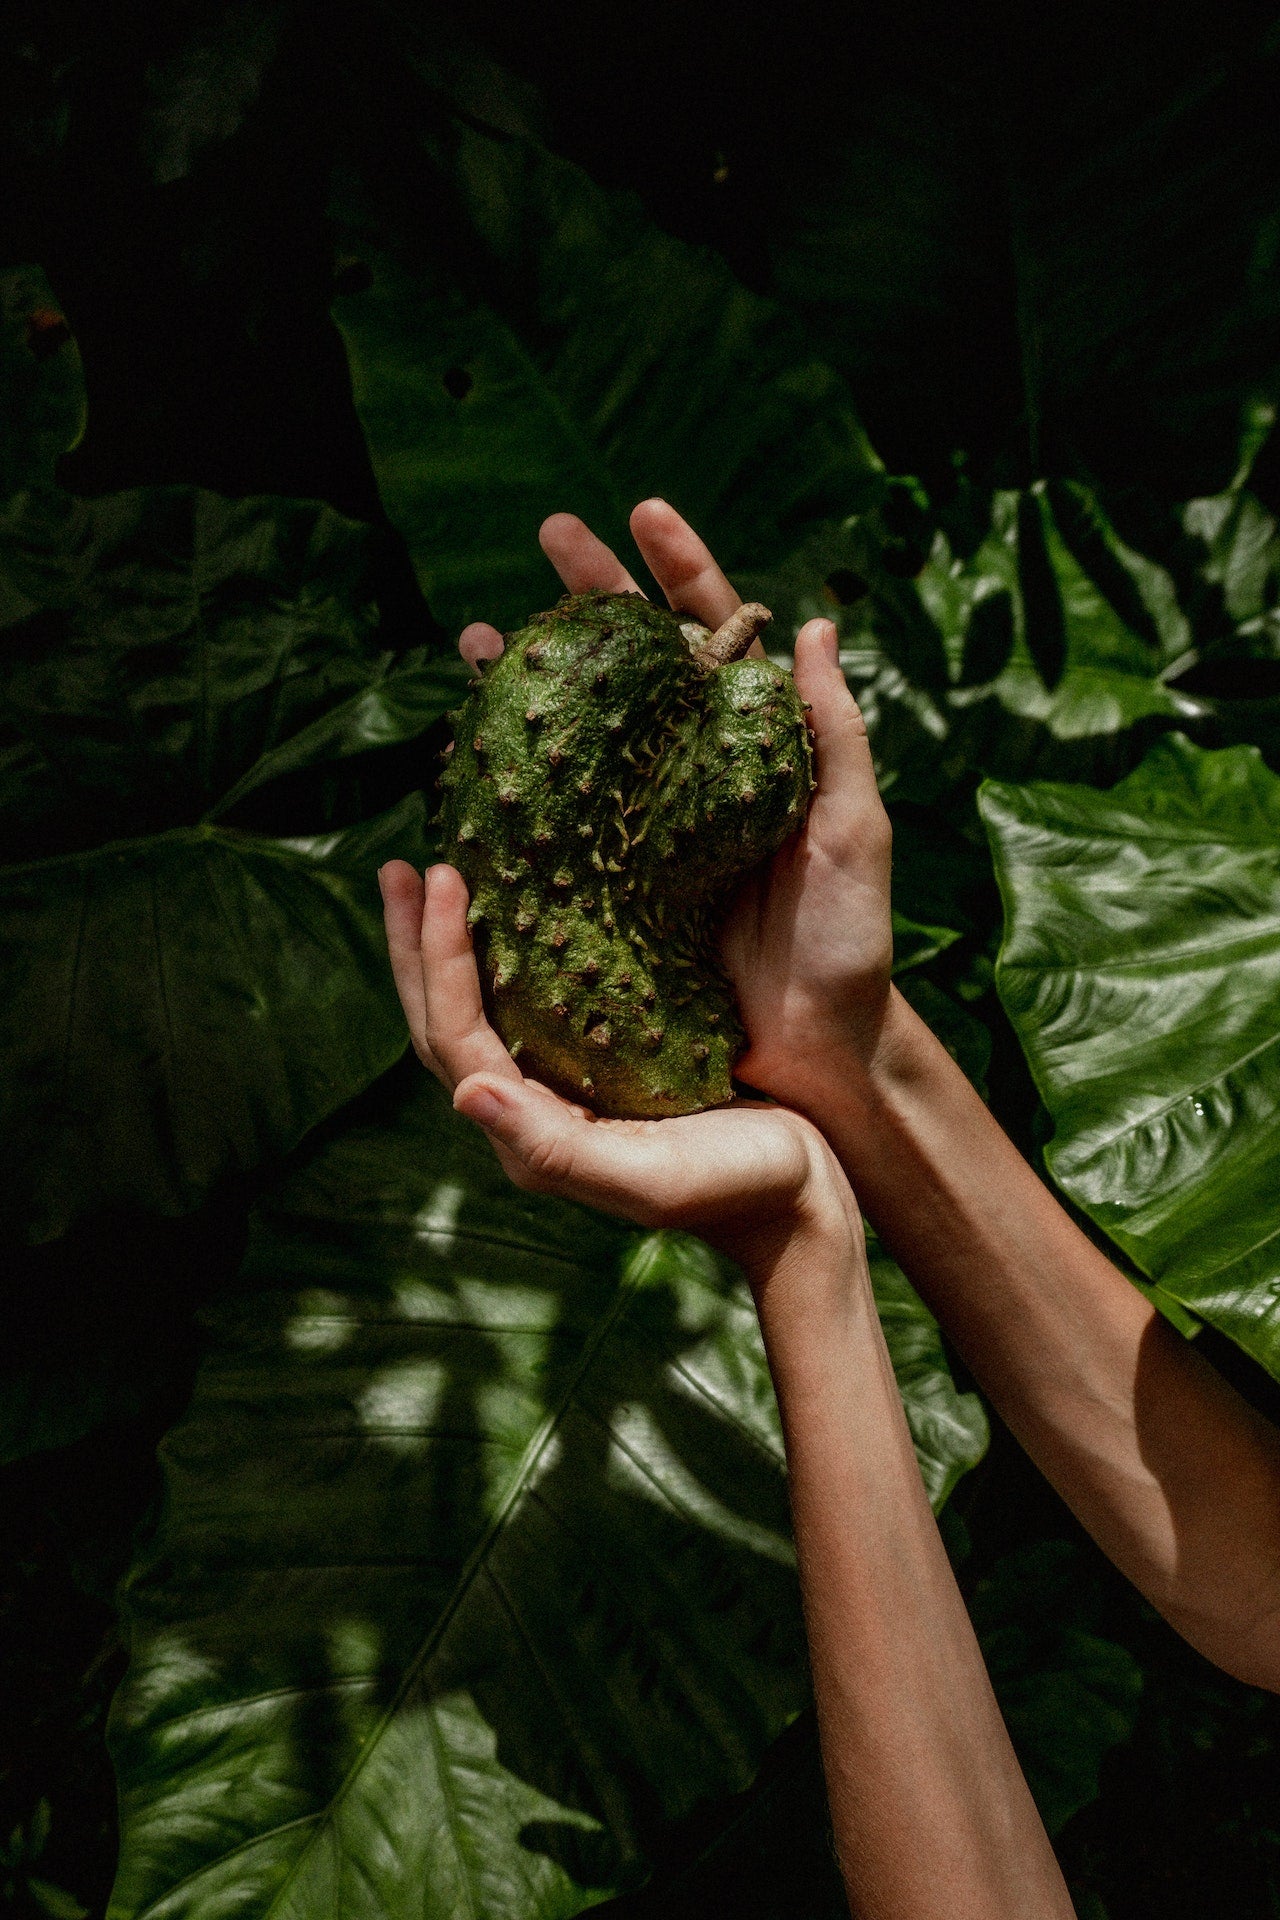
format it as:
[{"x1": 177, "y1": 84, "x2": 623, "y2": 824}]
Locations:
[
  {"x1": 792, "y1": 990, "x2": 1280, "y2": 1685},
  {"x1": 752, "y1": 1224, "x2": 1072, "y2": 1919}
]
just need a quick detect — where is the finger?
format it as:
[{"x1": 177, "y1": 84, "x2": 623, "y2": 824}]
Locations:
[
  {"x1": 420, "y1": 863, "x2": 524, "y2": 1092},
  {"x1": 459, "y1": 622, "x2": 504, "y2": 670},
  {"x1": 629, "y1": 498, "x2": 742, "y2": 632},
  {"x1": 792, "y1": 618, "x2": 883, "y2": 817},
  {"x1": 540, "y1": 513, "x2": 642, "y2": 595},
  {"x1": 379, "y1": 861, "x2": 436, "y2": 1069}
]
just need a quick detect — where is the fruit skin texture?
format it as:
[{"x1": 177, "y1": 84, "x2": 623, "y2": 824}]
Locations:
[{"x1": 439, "y1": 591, "x2": 814, "y2": 1117}]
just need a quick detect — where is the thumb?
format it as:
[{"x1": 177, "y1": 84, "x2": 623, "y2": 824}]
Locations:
[
  {"x1": 792, "y1": 617, "x2": 881, "y2": 817},
  {"x1": 453, "y1": 1073, "x2": 657, "y2": 1221}
]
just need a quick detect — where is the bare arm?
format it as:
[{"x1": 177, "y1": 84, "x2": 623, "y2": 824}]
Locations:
[
  {"x1": 757, "y1": 1219, "x2": 1073, "y2": 1920},
  {"x1": 379, "y1": 857, "x2": 1075, "y2": 1918},
  {"x1": 718, "y1": 562, "x2": 1280, "y2": 1693},
  {"x1": 458, "y1": 501, "x2": 1280, "y2": 1692},
  {"x1": 792, "y1": 987, "x2": 1280, "y2": 1692}
]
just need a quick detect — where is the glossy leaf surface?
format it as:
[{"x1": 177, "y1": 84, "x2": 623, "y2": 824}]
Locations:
[
  {"x1": 981, "y1": 734, "x2": 1280, "y2": 1375},
  {"x1": 109, "y1": 1070, "x2": 986, "y2": 1918},
  {"x1": 841, "y1": 481, "x2": 1202, "y2": 803}
]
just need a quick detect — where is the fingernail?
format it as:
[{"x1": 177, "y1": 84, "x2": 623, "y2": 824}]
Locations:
[
  {"x1": 376, "y1": 864, "x2": 388, "y2": 896},
  {"x1": 819, "y1": 618, "x2": 839, "y2": 662},
  {"x1": 455, "y1": 1083, "x2": 506, "y2": 1129}
]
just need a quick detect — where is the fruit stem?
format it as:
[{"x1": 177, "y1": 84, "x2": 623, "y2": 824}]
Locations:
[{"x1": 693, "y1": 603, "x2": 773, "y2": 668}]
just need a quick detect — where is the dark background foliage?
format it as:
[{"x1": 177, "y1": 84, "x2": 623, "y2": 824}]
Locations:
[{"x1": 3, "y1": 3, "x2": 1280, "y2": 1916}]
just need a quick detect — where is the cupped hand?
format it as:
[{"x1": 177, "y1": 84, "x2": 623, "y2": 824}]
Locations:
[
  {"x1": 378, "y1": 860, "x2": 860, "y2": 1276},
  {"x1": 457, "y1": 500, "x2": 895, "y2": 1109}
]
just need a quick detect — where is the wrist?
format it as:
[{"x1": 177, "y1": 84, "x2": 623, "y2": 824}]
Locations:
[
  {"x1": 741, "y1": 986, "x2": 927, "y2": 1123},
  {"x1": 723, "y1": 1145, "x2": 870, "y2": 1339}
]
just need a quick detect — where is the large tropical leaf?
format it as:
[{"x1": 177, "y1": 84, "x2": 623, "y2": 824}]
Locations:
[
  {"x1": 331, "y1": 84, "x2": 881, "y2": 634},
  {"x1": 1, "y1": 798, "x2": 425, "y2": 1245},
  {"x1": 108, "y1": 1067, "x2": 986, "y2": 1919},
  {"x1": 0, "y1": 486, "x2": 458, "y2": 861},
  {"x1": 600, "y1": 1536, "x2": 1142, "y2": 1917},
  {"x1": 747, "y1": 477, "x2": 1211, "y2": 808},
  {"x1": 0, "y1": 484, "x2": 464, "y2": 1241},
  {"x1": 980, "y1": 733, "x2": 1280, "y2": 1377}
]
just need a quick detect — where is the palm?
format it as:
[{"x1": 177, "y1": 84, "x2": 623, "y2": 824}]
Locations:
[
  {"x1": 724, "y1": 825, "x2": 891, "y2": 1082},
  {"x1": 379, "y1": 858, "x2": 848, "y2": 1258}
]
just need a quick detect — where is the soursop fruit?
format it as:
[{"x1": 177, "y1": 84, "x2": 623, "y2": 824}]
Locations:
[{"x1": 439, "y1": 590, "x2": 813, "y2": 1116}]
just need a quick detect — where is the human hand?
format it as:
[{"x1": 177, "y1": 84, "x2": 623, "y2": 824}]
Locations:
[
  {"x1": 457, "y1": 501, "x2": 896, "y2": 1111},
  {"x1": 378, "y1": 859, "x2": 863, "y2": 1286}
]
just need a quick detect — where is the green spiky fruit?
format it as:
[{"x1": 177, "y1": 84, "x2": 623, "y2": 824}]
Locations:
[{"x1": 439, "y1": 590, "x2": 814, "y2": 1116}]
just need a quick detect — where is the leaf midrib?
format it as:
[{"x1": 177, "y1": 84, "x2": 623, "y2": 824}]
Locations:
[{"x1": 253, "y1": 1241, "x2": 651, "y2": 1919}]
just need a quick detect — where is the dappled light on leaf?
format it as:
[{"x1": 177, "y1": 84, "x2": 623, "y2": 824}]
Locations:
[{"x1": 108, "y1": 1070, "x2": 986, "y2": 1918}]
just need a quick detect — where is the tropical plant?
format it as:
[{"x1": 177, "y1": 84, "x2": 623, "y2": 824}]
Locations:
[{"x1": 3, "y1": 6, "x2": 1280, "y2": 1918}]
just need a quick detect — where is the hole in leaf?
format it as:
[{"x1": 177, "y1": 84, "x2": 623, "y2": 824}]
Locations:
[{"x1": 443, "y1": 365, "x2": 474, "y2": 401}]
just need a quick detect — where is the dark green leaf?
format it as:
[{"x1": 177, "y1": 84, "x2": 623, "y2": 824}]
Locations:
[
  {"x1": 1045, "y1": 480, "x2": 1166, "y2": 666},
  {"x1": 27, "y1": 1874, "x2": 91, "y2": 1919},
  {"x1": 890, "y1": 909, "x2": 962, "y2": 977},
  {"x1": 981, "y1": 734, "x2": 1280, "y2": 1377},
  {"x1": 970, "y1": 1542, "x2": 1143, "y2": 1838},
  {"x1": 137, "y1": 2, "x2": 288, "y2": 187},
  {"x1": 1181, "y1": 482, "x2": 1280, "y2": 641},
  {"x1": 332, "y1": 105, "x2": 882, "y2": 633},
  {"x1": 109, "y1": 1069, "x2": 986, "y2": 1918},
  {"x1": 1, "y1": 798, "x2": 425, "y2": 1244},
  {"x1": 958, "y1": 588, "x2": 1016, "y2": 688},
  {"x1": 0, "y1": 487, "x2": 456, "y2": 860},
  {"x1": 761, "y1": 480, "x2": 1208, "y2": 809},
  {"x1": 0, "y1": 483, "x2": 468, "y2": 1241}
]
